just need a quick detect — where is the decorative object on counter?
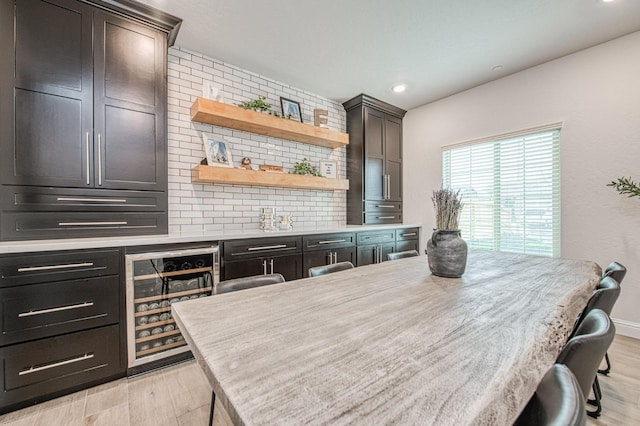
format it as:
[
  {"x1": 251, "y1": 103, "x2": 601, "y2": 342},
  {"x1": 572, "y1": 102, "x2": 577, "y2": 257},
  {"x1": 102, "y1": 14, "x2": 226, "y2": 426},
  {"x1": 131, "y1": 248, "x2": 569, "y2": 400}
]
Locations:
[
  {"x1": 319, "y1": 160, "x2": 337, "y2": 178},
  {"x1": 279, "y1": 214, "x2": 293, "y2": 231},
  {"x1": 259, "y1": 207, "x2": 277, "y2": 232},
  {"x1": 427, "y1": 188, "x2": 467, "y2": 278},
  {"x1": 607, "y1": 176, "x2": 640, "y2": 199},
  {"x1": 314, "y1": 109, "x2": 329, "y2": 128},
  {"x1": 237, "y1": 96, "x2": 272, "y2": 112},
  {"x1": 290, "y1": 158, "x2": 321, "y2": 176},
  {"x1": 240, "y1": 157, "x2": 253, "y2": 170},
  {"x1": 280, "y1": 97, "x2": 303, "y2": 122},
  {"x1": 202, "y1": 134, "x2": 233, "y2": 167},
  {"x1": 259, "y1": 164, "x2": 284, "y2": 173},
  {"x1": 202, "y1": 82, "x2": 224, "y2": 103}
]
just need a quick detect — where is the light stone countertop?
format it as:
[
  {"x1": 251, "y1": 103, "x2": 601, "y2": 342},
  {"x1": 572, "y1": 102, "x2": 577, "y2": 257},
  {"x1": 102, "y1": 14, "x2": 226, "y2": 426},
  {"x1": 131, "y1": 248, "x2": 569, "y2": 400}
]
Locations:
[
  {"x1": 172, "y1": 250, "x2": 600, "y2": 426},
  {"x1": 0, "y1": 223, "x2": 421, "y2": 254}
]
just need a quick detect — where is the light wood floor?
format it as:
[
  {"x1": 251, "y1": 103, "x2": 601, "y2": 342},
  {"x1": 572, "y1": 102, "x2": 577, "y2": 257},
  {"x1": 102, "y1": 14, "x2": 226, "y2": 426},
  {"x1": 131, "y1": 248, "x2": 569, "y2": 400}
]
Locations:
[{"x1": 1, "y1": 335, "x2": 638, "y2": 425}]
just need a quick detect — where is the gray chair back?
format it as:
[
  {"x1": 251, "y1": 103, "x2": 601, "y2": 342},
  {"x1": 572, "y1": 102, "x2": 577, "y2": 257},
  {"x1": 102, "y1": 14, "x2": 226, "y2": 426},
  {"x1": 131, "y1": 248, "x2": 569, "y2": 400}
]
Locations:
[
  {"x1": 387, "y1": 250, "x2": 419, "y2": 260},
  {"x1": 308, "y1": 261, "x2": 354, "y2": 277},
  {"x1": 603, "y1": 261, "x2": 626, "y2": 285},
  {"x1": 571, "y1": 276, "x2": 620, "y2": 338},
  {"x1": 214, "y1": 273, "x2": 285, "y2": 295},
  {"x1": 514, "y1": 364, "x2": 586, "y2": 426},
  {"x1": 556, "y1": 309, "x2": 615, "y2": 401}
]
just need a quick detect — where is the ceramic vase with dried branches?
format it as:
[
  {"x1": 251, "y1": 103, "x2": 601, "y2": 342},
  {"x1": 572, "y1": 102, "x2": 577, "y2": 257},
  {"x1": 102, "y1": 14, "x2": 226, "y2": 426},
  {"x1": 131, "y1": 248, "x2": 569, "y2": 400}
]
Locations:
[{"x1": 427, "y1": 188, "x2": 468, "y2": 277}]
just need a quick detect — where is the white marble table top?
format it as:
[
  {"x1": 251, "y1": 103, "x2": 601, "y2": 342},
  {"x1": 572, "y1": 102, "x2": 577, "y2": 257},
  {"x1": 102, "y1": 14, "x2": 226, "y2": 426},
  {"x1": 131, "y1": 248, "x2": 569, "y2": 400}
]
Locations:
[{"x1": 172, "y1": 250, "x2": 600, "y2": 426}]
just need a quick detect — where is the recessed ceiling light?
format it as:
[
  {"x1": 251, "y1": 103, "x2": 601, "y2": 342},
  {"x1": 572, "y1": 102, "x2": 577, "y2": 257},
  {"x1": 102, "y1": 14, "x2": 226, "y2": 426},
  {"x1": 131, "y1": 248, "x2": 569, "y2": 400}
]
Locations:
[
  {"x1": 601, "y1": 0, "x2": 615, "y2": 3},
  {"x1": 392, "y1": 84, "x2": 406, "y2": 93}
]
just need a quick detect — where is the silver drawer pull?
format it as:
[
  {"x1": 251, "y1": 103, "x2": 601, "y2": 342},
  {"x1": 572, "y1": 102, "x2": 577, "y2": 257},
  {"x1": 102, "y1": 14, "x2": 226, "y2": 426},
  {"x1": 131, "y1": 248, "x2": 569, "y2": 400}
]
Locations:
[
  {"x1": 19, "y1": 353, "x2": 94, "y2": 376},
  {"x1": 18, "y1": 302, "x2": 94, "y2": 318},
  {"x1": 58, "y1": 221, "x2": 128, "y2": 226},
  {"x1": 57, "y1": 197, "x2": 127, "y2": 203},
  {"x1": 318, "y1": 239, "x2": 346, "y2": 244},
  {"x1": 247, "y1": 244, "x2": 287, "y2": 251},
  {"x1": 363, "y1": 234, "x2": 388, "y2": 239},
  {"x1": 18, "y1": 262, "x2": 94, "y2": 272},
  {"x1": 376, "y1": 205, "x2": 395, "y2": 208},
  {"x1": 378, "y1": 216, "x2": 395, "y2": 219},
  {"x1": 401, "y1": 233, "x2": 417, "y2": 237}
]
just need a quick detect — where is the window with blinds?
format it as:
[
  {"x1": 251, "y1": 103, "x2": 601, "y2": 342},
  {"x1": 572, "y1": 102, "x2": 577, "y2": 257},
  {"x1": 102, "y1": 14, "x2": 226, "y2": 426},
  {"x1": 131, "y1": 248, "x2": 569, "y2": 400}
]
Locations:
[{"x1": 442, "y1": 127, "x2": 560, "y2": 257}]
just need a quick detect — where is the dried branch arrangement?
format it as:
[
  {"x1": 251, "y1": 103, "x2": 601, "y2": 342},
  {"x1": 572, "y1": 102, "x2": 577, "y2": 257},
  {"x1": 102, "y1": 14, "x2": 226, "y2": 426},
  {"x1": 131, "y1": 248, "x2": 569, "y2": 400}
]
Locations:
[
  {"x1": 432, "y1": 188, "x2": 464, "y2": 231},
  {"x1": 607, "y1": 176, "x2": 640, "y2": 199}
]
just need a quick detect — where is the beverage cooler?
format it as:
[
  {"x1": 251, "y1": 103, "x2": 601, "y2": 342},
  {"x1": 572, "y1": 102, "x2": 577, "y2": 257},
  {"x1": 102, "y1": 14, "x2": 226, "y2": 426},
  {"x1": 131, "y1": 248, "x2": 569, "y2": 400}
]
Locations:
[{"x1": 125, "y1": 246, "x2": 219, "y2": 369}]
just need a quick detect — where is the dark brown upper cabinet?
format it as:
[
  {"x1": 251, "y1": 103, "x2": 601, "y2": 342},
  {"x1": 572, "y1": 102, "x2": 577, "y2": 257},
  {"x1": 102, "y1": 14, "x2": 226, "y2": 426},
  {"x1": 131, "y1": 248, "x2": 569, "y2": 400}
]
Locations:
[
  {"x1": 343, "y1": 94, "x2": 406, "y2": 225},
  {"x1": 0, "y1": 0, "x2": 181, "y2": 240}
]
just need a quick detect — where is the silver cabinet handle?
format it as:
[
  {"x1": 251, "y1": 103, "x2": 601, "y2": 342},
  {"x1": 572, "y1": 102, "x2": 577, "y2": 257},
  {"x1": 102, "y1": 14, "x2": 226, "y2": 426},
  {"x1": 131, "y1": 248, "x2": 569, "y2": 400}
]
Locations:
[
  {"x1": 58, "y1": 221, "x2": 127, "y2": 226},
  {"x1": 19, "y1": 353, "x2": 94, "y2": 376},
  {"x1": 327, "y1": 253, "x2": 332, "y2": 265},
  {"x1": 363, "y1": 234, "x2": 389, "y2": 240},
  {"x1": 85, "y1": 132, "x2": 90, "y2": 185},
  {"x1": 386, "y1": 175, "x2": 391, "y2": 200},
  {"x1": 247, "y1": 244, "x2": 287, "y2": 251},
  {"x1": 269, "y1": 259, "x2": 274, "y2": 274},
  {"x1": 97, "y1": 133, "x2": 102, "y2": 186},
  {"x1": 378, "y1": 216, "x2": 395, "y2": 220},
  {"x1": 376, "y1": 205, "x2": 395, "y2": 208},
  {"x1": 57, "y1": 197, "x2": 127, "y2": 203},
  {"x1": 262, "y1": 260, "x2": 268, "y2": 275},
  {"x1": 333, "y1": 252, "x2": 338, "y2": 263},
  {"x1": 318, "y1": 239, "x2": 346, "y2": 244},
  {"x1": 401, "y1": 233, "x2": 417, "y2": 237},
  {"x1": 382, "y1": 174, "x2": 387, "y2": 200},
  {"x1": 18, "y1": 302, "x2": 94, "y2": 318},
  {"x1": 18, "y1": 262, "x2": 94, "y2": 272}
]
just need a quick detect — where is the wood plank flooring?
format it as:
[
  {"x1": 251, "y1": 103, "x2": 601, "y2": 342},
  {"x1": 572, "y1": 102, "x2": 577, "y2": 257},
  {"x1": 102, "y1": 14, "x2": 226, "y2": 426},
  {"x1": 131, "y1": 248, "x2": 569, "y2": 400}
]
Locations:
[{"x1": 1, "y1": 335, "x2": 638, "y2": 425}]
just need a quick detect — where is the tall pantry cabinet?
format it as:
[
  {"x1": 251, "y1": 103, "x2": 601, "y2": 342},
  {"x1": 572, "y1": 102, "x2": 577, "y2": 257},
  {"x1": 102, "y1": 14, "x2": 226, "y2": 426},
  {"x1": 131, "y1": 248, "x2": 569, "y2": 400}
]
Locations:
[
  {"x1": 343, "y1": 94, "x2": 406, "y2": 225},
  {"x1": 0, "y1": 0, "x2": 181, "y2": 241}
]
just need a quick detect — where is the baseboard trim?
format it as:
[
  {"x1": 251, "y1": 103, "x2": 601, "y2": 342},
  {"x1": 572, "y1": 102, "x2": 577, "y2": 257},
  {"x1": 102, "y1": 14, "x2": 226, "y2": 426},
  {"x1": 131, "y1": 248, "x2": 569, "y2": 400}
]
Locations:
[{"x1": 613, "y1": 318, "x2": 640, "y2": 339}]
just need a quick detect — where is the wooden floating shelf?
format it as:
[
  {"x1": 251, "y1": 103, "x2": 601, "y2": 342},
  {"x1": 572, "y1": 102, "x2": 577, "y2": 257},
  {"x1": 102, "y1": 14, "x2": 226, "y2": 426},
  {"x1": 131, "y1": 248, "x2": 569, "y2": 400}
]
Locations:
[
  {"x1": 192, "y1": 165, "x2": 349, "y2": 191},
  {"x1": 190, "y1": 97, "x2": 349, "y2": 149}
]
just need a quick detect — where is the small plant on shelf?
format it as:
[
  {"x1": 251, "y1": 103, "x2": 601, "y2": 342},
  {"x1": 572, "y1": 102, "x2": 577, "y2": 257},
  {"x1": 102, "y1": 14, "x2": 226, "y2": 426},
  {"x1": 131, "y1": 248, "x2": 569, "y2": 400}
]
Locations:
[
  {"x1": 237, "y1": 96, "x2": 272, "y2": 112},
  {"x1": 608, "y1": 176, "x2": 640, "y2": 199},
  {"x1": 290, "y1": 158, "x2": 321, "y2": 176}
]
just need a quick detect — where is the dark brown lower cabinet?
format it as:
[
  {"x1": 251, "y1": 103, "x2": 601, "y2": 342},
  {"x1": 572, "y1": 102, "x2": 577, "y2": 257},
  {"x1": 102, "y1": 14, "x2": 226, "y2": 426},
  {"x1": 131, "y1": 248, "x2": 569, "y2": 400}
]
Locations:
[
  {"x1": 302, "y1": 247, "x2": 356, "y2": 277},
  {"x1": 223, "y1": 253, "x2": 303, "y2": 282},
  {"x1": 356, "y1": 243, "x2": 396, "y2": 266}
]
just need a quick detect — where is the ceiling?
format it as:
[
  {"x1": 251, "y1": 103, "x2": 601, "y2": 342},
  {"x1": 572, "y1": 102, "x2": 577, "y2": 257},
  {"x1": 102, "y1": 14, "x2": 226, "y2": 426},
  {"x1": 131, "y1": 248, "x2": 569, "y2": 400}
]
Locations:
[{"x1": 139, "y1": 0, "x2": 640, "y2": 111}]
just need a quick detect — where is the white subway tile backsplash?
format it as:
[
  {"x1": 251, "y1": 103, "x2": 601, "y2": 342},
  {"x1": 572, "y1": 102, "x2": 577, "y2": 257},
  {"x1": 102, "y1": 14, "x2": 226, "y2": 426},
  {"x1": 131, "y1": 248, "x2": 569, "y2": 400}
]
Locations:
[{"x1": 167, "y1": 46, "x2": 347, "y2": 234}]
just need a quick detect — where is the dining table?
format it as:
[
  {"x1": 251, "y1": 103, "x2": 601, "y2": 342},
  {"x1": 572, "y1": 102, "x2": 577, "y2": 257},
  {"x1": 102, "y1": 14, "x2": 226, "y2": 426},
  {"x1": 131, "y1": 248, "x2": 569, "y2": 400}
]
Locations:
[{"x1": 172, "y1": 250, "x2": 601, "y2": 425}]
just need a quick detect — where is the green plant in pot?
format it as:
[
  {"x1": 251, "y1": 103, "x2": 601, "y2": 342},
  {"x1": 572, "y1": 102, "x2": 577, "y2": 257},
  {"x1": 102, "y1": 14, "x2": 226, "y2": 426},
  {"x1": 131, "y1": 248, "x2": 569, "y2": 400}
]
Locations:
[{"x1": 427, "y1": 188, "x2": 467, "y2": 277}]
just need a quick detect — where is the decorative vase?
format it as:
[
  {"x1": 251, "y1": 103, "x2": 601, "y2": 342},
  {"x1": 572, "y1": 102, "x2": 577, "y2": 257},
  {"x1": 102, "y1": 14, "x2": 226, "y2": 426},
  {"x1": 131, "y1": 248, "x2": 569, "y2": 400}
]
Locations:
[{"x1": 427, "y1": 230, "x2": 468, "y2": 278}]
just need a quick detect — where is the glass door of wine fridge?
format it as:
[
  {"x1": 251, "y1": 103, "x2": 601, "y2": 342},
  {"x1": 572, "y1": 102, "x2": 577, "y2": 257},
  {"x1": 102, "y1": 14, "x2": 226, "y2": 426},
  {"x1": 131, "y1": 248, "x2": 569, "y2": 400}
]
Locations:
[{"x1": 125, "y1": 246, "x2": 218, "y2": 368}]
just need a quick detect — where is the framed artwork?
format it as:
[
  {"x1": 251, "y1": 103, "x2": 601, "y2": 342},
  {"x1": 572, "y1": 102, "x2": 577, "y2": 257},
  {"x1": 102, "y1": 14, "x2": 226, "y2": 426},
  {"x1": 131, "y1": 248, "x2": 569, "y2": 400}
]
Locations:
[
  {"x1": 280, "y1": 97, "x2": 303, "y2": 122},
  {"x1": 319, "y1": 160, "x2": 337, "y2": 178},
  {"x1": 202, "y1": 134, "x2": 233, "y2": 167}
]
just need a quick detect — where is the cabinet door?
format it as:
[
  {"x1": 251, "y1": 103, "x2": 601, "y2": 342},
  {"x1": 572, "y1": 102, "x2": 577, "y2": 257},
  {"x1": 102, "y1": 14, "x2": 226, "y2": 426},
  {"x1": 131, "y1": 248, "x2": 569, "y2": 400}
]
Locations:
[
  {"x1": 356, "y1": 245, "x2": 377, "y2": 267},
  {"x1": 3, "y1": 0, "x2": 93, "y2": 188},
  {"x1": 222, "y1": 259, "x2": 265, "y2": 281},
  {"x1": 396, "y1": 240, "x2": 419, "y2": 253},
  {"x1": 270, "y1": 254, "x2": 303, "y2": 281},
  {"x1": 335, "y1": 247, "x2": 357, "y2": 265},
  {"x1": 93, "y1": 11, "x2": 167, "y2": 191},
  {"x1": 303, "y1": 251, "x2": 332, "y2": 278},
  {"x1": 363, "y1": 108, "x2": 385, "y2": 201},
  {"x1": 380, "y1": 243, "x2": 397, "y2": 262},
  {"x1": 385, "y1": 116, "x2": 403, "y2": 202}
]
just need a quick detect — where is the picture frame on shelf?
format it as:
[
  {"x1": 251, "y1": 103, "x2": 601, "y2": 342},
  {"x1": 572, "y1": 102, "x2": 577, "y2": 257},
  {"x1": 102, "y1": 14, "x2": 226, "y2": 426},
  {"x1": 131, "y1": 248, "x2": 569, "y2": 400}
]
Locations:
[
  {"x1": 280, "y1": 97, "x2": 303, "y2": 122},
  {"x1": 319, "y1": 160, "x2": 337, "y2": 179},
  {"x1": 202, "y1": 134, "x2": 233, "y2": 167}
]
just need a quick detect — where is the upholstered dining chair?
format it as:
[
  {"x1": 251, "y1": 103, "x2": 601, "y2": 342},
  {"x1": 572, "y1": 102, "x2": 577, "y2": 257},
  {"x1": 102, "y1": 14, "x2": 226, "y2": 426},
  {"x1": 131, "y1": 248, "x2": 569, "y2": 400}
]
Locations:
[
  {"x1": 602, "y1": 261, "x2": 626, "y2": 286},
  {"x1": 514, "y1": 364, "x2": 586, "y2": 426},
  {"x1": 214, "y1": 273, "x2": 285, "y2": 295},
  {"x1": 557, "y1": 308, "x2": 615, "y2": 419},
  {"x1": 308, "y1": 261, "x2": 354, "y2": 277},
  {"x1": 387, "y1": 250, "x2": 419, "y2": 260}
]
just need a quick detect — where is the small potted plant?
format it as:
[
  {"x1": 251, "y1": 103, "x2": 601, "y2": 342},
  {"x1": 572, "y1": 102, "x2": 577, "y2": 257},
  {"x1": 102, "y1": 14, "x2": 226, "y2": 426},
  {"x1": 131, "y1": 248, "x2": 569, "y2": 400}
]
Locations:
[{"x1": 427, "y1": 188, "x2": 467, "y2": 277}]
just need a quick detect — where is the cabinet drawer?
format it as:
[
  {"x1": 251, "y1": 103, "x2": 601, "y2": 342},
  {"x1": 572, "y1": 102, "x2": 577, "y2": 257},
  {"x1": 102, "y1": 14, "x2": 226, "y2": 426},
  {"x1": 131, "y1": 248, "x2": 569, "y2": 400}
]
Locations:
[
  {"x1": 0, "y1": 249, "x2": 119, "y2": 287},
  {"x1": 363, "y1": 212, "x2": 402, "y2": 225},
  {"x1": 0, "y1": 325, "x2": 122, "y2": 410},
  {"x1": 223, "y1": 236, "x2": 302, "y2": 259},
  {"x1": 303, "y1": 233, "x2": 355, "y2": 251},
  {"x1": 363, "y1": 201, "x2": 402, "y2": 212},
  {"x1": 396, "y1": 227, "x2": 419, "y2": 241},
  {"x1": 0, "y1": 276, "x2": 119, "y2": 346},
  {"x1": 356, "y1": 229, "x2": 396, "y2": 245},
  {"x1": 1, "y1": 212, "x2": 167, "y2": 241},
  {"x1": 1, "y1": 186, "x2": 165, "y2": 212}
]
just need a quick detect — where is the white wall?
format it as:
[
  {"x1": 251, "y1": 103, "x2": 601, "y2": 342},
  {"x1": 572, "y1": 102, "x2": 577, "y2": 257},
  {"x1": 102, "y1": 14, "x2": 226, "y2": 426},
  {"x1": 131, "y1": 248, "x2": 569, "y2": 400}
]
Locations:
[{"x1": 404, "y1": 31, "x2": 640, "y2": 337}]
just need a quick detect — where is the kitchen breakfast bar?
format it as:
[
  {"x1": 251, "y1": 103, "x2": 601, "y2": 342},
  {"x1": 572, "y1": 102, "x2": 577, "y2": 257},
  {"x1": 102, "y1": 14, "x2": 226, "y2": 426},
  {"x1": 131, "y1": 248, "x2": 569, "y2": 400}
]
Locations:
[{"x1": 172, "y1": 250, "x2": 601, "y2": 425}]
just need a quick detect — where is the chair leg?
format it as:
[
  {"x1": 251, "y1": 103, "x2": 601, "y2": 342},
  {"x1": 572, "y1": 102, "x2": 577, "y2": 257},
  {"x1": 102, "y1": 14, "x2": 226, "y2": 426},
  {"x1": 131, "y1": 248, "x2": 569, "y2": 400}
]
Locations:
[
  {"x1": 598, "y1": 351, "x2": 612, "y2": 375},
  {"x1": 209, "y1": 391, "x2": 216, "y2": 426},
  {"x1": 587, "y1": 377, "x2": 602, "y2": 418}
]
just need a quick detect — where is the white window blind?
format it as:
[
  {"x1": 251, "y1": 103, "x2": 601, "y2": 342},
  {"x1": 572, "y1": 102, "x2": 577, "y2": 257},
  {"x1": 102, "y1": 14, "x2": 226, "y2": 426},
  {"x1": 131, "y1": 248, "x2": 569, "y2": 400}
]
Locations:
[{"x1": 442, "y1": 127, "x2": 561, "y2": 257}]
